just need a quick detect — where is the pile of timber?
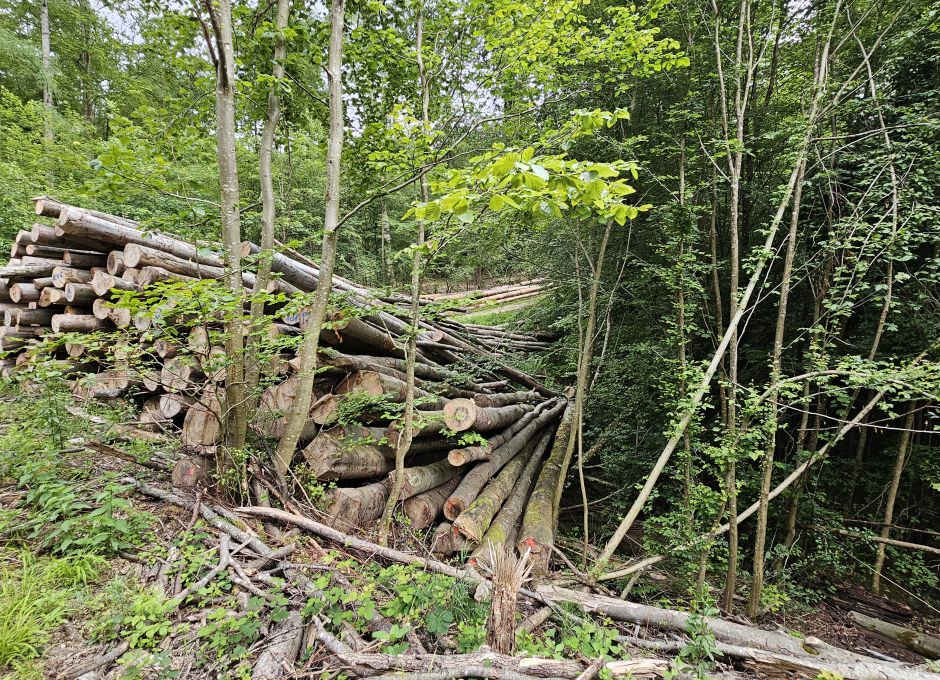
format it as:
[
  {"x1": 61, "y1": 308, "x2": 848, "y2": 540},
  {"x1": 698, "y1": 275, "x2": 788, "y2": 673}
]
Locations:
[
  {"x1": 420, "y1": 279, "x2": 547, "y2": 317},
  {"x1": 0, "y1": 198, "x2": 570, "y2": 568}
]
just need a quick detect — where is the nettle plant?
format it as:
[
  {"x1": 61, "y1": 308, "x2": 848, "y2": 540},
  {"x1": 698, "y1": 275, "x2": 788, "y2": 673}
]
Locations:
[{"x1": 408, "y1": 109, "x2": 652, "y2": 233}]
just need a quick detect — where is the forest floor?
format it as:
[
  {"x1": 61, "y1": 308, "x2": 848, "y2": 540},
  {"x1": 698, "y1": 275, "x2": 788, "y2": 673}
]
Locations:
[{"x1": 0, "y1": 390, "x2": 938, "y2": 679}]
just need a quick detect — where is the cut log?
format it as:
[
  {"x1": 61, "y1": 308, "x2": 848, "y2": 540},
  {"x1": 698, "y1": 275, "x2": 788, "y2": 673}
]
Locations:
[
  {"x1": 10, "y1": 283, "x2": 40, "y2": 303},
  {"x1": 252, "y1": 377, "x2": 319, "y2": 441},
  {"x1": 51, "y1": 266, "x2": 94, "y2": 288},
  {"x1": 153, "y1": 339, "x2": 179, "y2": 359},
  {"x1": 57, "y1": 207, "x2": 224, "y2": 267},
  {"x1": 431, "y1": 522, "x2": 469, "y2": 556},
  {"x1": 160, "y1": 356, "x2": 205, "y2": 392},
  {"x1": 90, "y1": 270, "x2": 139, "y2": 296},
  {"x1": 390, "y1": 459, "x2": 460, "y2": 501},
  {"x1": 384, "y1": 411, "x2": 448, "y2": 443},
  {"x1": 91, "y1": 298, "x2": 111, "y2": 319},
  {"x1": 158, "y1": 393, "x2": 194, "y2": 419},
  {"x1": 448, "y1": 402, "x2": 553, "y2": 466},
  {"x1": 106, "y1": 250, "x2": 126, "y2": 275},
  {"x1": 51, "y1": 314, "x2": 113, "y2": 333},
  {"x1": 325, "y1": 481, "x2": 389, "y2": 529},
  {"x1": 320, "y1": 349, "x2": 465, "y2": 383},
  {"x1": 443, "y1": 400, "x2": 535, "y2": 432},
  {"x1": 38, "y1": 286, "x2": 64, "y2": 307},
  {"x1": 472, "y1": 429, "x2": 553, "y2": 568},
  {"x1": 107, "y1": 305, "x2": 132, "y2": 328},
  {"x1": 181, "y1": 388, "x2": 222, "y2": 451},
  {"x1": 403, "y1": 476, "x2": 462, "y2": 530},
  {"x1": 64, "y1": 283, "x2": 97, "y2": 304},
  {"x1": 849, "y1": 611, "x2": 940, "y2": 659},
  {"x1": 444, "y1": 399, "x2": 566, "y2": 521},
  {"x1": 472, "y1": 391, "x2": 542, "y2": 407},
  {"x1": 336, "y1": 370, "x2": 446, "y2": 408},
  {"x1": 200, "y1": 345, "x2": 226, "y2": 383},
  {"x1": 136, "y1": 265, "x2": 197, "y2": 286},
  {"x1": 454, "y1": 428, "x2": 553, "y2": 542},
  {"x1": 34, "y1": 197, "x2": 140, "y2": 228},
  {"x1": 63, "y1": 251, "x2": 107, "y2": 269},
  {"x1": 518, "y1": 402, "x2": 574, "y2": 575},
  {"x1": 7, "y1": 308, "x2": 55, "y2": 327},
  {"x1": 301, "y1": 431, "x2": 395, "y2": 481}
]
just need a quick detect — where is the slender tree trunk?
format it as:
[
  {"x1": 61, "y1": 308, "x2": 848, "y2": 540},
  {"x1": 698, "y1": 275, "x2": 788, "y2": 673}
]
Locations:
[
  {"x1": 40, "y1": 0, "x2": 53, "y2": 188},
  {"x1": 378, "y1": 2, "x2": 428, "y2": 542},
  {"x1": 746, "y1": 157, "x2": 806, "y2": 619},
  {"x1": 872, "y1": 405, "x2": 917, "y2": 595},
  {"x1": 206, "y1": 0, "x2": 248, "y2": 453},
  {"x1": 273, "y1": 0, "x2": 345, "y2": 481},
  {"x1": 246, "y1": 0, "x2": 290, "y2": 397},
  {"x1": 245, "y1": 0, "x2": 290, "y2": 403}
]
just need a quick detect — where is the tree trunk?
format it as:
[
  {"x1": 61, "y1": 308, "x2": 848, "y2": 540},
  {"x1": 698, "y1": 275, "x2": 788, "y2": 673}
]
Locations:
[
  {"x1": 872, "y1": 405, "x2": 916, "y2": 595},
  {"x1": 442, "y1": 400, "x2": 535, "y2": 432},
  {"x1": 204, "y1": 0, "x2": 248, "y2": 453},
  {"x1": 403, "y1": 476, "x2": 461, "y2": 530},
  {"x1": 273, "y1": 0, "x2": 345, "y2": 483},
  {"x1": 445, "y1": 399, "x2": 565, "y2": 520},
  {"x1": 747, "y1": 157, "x2": 806, "y2": 619},
  {"x1": 246, "y1": 0, "x2": 290, "y2": 397},
  {"x1": 849, "y1": 611, "x2": 940, "y2": 660}
]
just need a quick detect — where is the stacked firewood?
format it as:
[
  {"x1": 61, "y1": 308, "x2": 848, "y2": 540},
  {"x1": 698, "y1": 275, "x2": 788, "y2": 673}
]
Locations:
[{"x1": 0, "y1": 198, "x2": 570, "y2": 569}]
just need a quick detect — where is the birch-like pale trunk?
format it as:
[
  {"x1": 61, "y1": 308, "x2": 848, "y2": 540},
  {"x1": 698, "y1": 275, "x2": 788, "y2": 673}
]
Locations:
[{"x1": 273, "y1": 0, "x2": 345, "y2": 480}]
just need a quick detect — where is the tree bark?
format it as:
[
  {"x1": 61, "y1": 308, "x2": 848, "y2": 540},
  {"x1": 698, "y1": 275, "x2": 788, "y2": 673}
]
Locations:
[
  {"x1": 747, "y1": 156, "x2": 806, "y2": 619},
  {"x1": 872, "y1": 405, "x2": 917, "y2": 595},
  {"x1": 246, "y1": 0, "x2": 290, "y2": 397},
  {"x1": 273, "y1": 0, "x2": 345, "y2": 483}
]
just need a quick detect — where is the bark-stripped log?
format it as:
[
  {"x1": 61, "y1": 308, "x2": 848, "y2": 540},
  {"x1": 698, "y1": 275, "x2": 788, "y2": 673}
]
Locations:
[
  {"x1": 444, "y1": 399, "x2": 565, "y2": 520},
  {"x1": 518, "y1": 402, "x2": 574, "y2": 575},
  {"x1": 403, "y1": 476, "x2": 462, "y2": 530},
  {"x1": 443, "y1": 400, "x2": 535, "y2": 432}
]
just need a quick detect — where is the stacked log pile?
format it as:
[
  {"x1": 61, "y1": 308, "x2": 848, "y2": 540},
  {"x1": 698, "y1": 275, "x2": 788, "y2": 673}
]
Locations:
[
  {"x1": 1, "y1": 198, "x2": 568, "y2": 566},
  {"x1": 419, "y1": 279, "x2": 547, "y2": 319}
]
